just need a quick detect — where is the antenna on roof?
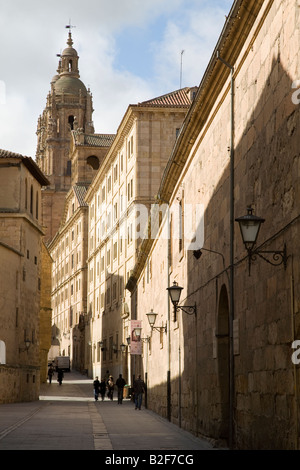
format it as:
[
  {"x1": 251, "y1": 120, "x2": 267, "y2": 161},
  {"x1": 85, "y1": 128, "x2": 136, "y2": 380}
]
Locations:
[{"x1": 180, "y1": 50, "x2": 185, "y2": 89}]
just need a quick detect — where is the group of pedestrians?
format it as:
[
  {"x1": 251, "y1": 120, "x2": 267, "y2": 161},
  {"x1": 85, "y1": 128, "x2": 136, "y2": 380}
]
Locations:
[
  {"x1": 92, "y1": 373, "x2": 146, "y2": 409},
  {"x1": 48, "y1": 364, "x2": 64, "y2": 385},
  {"x1": 93, "y1": 376, "x2": 109, "y2": 401}
]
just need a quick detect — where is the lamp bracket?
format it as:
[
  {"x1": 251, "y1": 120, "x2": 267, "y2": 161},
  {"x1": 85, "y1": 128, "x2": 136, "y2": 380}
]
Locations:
[
  {"x1": 151, "y1": 324, "x2": 167, "y2": 334},
  {"x1": 140, "y1": 336, "x2": 150, "y2": 343},
  {"x1": 247, "y1": 244, "x2": 287, "y2": 275},
  {"x1": 176, "y1": 304, "x2": 197, "y2": 316},
  {"x1": 173, "y1": 303, "x2": 197, "y2": 322}
]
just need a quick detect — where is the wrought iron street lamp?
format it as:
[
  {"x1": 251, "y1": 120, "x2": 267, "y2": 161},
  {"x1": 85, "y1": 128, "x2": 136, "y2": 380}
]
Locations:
[
  {"x1": 146, "y1": 309, "x2": 167, "y2": 334},
  {"x1": 166, "y1": 281, "x2": 197, "y2": 322},
  {"x1": 236, "y1": 207, "x2": 288, "y2": 275},
  {"x1": 113, "y1": 343, "x2": 127, "y2": 353},
  {"x1": 19, "y1": 338, "x2": 31, "y2": 352},
  {"x1": 133, "y1": 327, "x2": 150, "y2": 344}
]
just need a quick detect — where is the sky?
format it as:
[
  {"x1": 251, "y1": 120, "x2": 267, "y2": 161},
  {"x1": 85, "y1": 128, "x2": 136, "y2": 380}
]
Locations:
[{"x1": 0, "y1": 0, "x2": 233, "y2": 158}]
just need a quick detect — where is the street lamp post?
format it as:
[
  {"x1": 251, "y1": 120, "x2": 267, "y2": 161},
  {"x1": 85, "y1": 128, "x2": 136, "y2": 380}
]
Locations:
[
  {"x1": 236, "y1": 207, "x2": 288, "y2": 275},
  {"x1": 166, "y1": 281, "x2": 197, "y2": 322}
]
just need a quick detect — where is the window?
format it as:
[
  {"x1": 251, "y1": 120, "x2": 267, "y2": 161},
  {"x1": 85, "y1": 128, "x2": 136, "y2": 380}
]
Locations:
[
  {"x1": 113, "y1": 241, "x2": 117, "y2": 260},
  {"x1": 108, "y1": 175, "x2": 112, "y2": 193},
  {"x1": 106, "y1": 288, "x2": 111, "y2": 306},
  {"x1": 30, "y1": 185, "x2": 33, "y2": 214},
  {"x1": 114, "y1": 202, "x2": 118, "y2": 222},
  {"x1": 113, "y1": 163, "x2": 118, "y2": 183},
  {"x1": 68, "y1": 115, "x2": 75, "y2": 130},
  {"x1": 87, "y1": 156, "x2": 99, "y2": 170},
  {"x1": 127, "y1": 178, "x2": 133, "y2": 202},
  {"x1": 113, "y1": 282, "x2": 117, "y2": 301},
  {"x1": 66, "y1": 160, "x2": 72, "y2": 176},
  {"x1": 25, "y1": 179, "x2": 28, "y2": 210}
]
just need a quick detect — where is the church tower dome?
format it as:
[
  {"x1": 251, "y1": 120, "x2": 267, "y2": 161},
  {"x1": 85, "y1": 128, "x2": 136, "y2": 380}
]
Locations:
[
  {"x1": 54, "y1": 31, "x2": 87, "y2": 96},
  {"x1": 36, "y1": 28, "x2": 95, "y2": 241}
]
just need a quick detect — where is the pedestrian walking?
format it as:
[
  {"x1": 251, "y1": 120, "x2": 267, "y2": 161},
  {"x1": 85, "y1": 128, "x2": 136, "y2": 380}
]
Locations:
[
  {"x1": 133, "y1": 374, "x2": 145, "y2": 410},
  {"x1": 116, "y1": 374, "x2": 126, "y2": 404},
  {"x1": 93, "y1": 376, "x2": 100, "y2": 401},
  {"x1": 47, "y1": 365, "x2": 54, "y2": 384},
  {"x1": 99, "y1": 378, "x2": 106, "y2": 401},
  {"x1": 107, "y1": 375, "x2": 114, "y2": 400},
  {"x1": 57, "y1": 369, "x2": 64, "y2": 385}
]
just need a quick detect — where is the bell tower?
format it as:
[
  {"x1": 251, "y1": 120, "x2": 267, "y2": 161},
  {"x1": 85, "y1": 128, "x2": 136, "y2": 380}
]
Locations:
[{"x1": 36, "y1": 29, "x2": 95, "y2": 242}]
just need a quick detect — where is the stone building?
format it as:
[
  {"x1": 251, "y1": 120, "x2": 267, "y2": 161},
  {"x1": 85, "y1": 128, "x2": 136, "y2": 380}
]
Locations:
[
  {"x1": 0, "y1": 150, "x2": 49, "y2": 402},
  {"x1": 85, "y1": 88, "x2": 195, "y2": 381},
  {"x1": 47, "y1": 132, "x2": 114, "y2": 371},
  {"x1": 127, "y1": 0, "x2": 300, "y2": 450}
]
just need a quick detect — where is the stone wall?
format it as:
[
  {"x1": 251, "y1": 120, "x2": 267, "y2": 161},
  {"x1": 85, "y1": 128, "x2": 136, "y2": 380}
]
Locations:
[{"x1": 133, "y1": 0, "x2": 300, "y2": 449}]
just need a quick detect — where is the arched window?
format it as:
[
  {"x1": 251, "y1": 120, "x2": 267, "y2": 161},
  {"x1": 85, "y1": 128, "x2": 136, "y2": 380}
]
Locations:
[
  {"x1": 0, "y1": 340, "x2": 6, "y2": 364},
  {"x1": 86, "y1": 155, "x2": 100, "y2": 170},
  {"x1": 68, "y1": 115, "x2": 75, "y2": 130},
  {"x1": 68, "y1": 60, "x2": 72, "y2": 72}
]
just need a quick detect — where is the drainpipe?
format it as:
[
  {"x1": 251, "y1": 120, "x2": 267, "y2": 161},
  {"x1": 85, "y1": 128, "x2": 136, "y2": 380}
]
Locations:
[
  {"x1": 167, "y1": 211, "x2": 171, "y2": 421},
  {"x1": 217, "y1": 50, "x2": 235, "y2": 449},
  {"x1": 291, "y1": 256, "x2": 298, "y2": 449}
]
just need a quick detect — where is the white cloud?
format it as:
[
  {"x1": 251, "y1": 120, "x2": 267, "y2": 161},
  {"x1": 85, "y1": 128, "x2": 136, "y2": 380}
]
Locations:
[{"x1": 0, "y1": 0, "x2": 233, "y2": 157}]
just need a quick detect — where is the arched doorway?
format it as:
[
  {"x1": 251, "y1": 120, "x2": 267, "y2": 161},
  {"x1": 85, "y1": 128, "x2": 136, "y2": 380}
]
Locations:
[{"x1": 216, "y1": 284, "x2": 230, "y2": 440}]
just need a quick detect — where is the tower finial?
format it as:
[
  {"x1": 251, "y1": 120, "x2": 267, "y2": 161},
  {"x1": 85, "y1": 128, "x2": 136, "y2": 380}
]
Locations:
[{"x1": 65, "y1": 20, "x2": 76, "y2": 47}]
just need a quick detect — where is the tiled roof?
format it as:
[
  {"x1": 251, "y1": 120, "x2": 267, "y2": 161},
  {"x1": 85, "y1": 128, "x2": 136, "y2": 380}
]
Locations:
[
  {"x1": 0, "y1": 149, "x2": 49, "y2": 186},
  {"x1": 73, "y1": 184, "x2": 88, "y2": 207},
  {"x1": 138, "y1": 87, "x2": 194, "y2": 107},
  {"x1": 0, "y1": 148, "x2": 25, "y2": 158},
  {"x1": 84, "y1": 134, "x2": 115, "y2": 147}
]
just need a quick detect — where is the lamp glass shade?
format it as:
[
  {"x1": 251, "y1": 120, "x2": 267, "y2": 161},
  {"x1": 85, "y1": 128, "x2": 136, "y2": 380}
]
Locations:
[
  {"x1": 134, "y1": 327, "x2": 142, "y2": 337},
  {"x1": 99, "y1": 341, "x2": 104, "y2": 348},
  {"x1": 236, "y1": 208, "x2": 265, "y2": 249},
  {"x1": 167, "y1": 281, "x2": 183, "y2": 304},
  {"x1": 146, "y1": 309, "x2": 158, "y2": 327},
  {"x1": 120, "y1": 343, "x2": 126, "y2": 353}
]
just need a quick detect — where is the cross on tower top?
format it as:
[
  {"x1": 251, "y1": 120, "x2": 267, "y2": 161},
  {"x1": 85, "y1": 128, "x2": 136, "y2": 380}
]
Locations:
[{"x1": 65, "y1": 21, "x2": 76, "y2": 47}]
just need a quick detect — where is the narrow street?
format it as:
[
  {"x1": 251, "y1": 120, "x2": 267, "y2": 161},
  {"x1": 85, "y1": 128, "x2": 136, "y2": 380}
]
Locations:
[{"x1": 0, "y1": 370, "x2": 216, "y2": 458}]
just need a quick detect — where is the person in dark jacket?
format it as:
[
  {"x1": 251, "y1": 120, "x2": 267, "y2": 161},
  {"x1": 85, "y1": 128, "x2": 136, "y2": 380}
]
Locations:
[
  {"x1": 99, "y1": 378, "x2": 106, "y2": 401},
  {"x1": 133, "y1": 375, "x2": 145, "y2": 410},
  {"x1": 116, "y1": 374, "x2": 126, "y2": 404},
  {"x1": 57, "y1": 369, "x2": 64, "y2": 385},
  {"x1": 93, "y1": 376, "x2": 100, "y2": 401}
]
